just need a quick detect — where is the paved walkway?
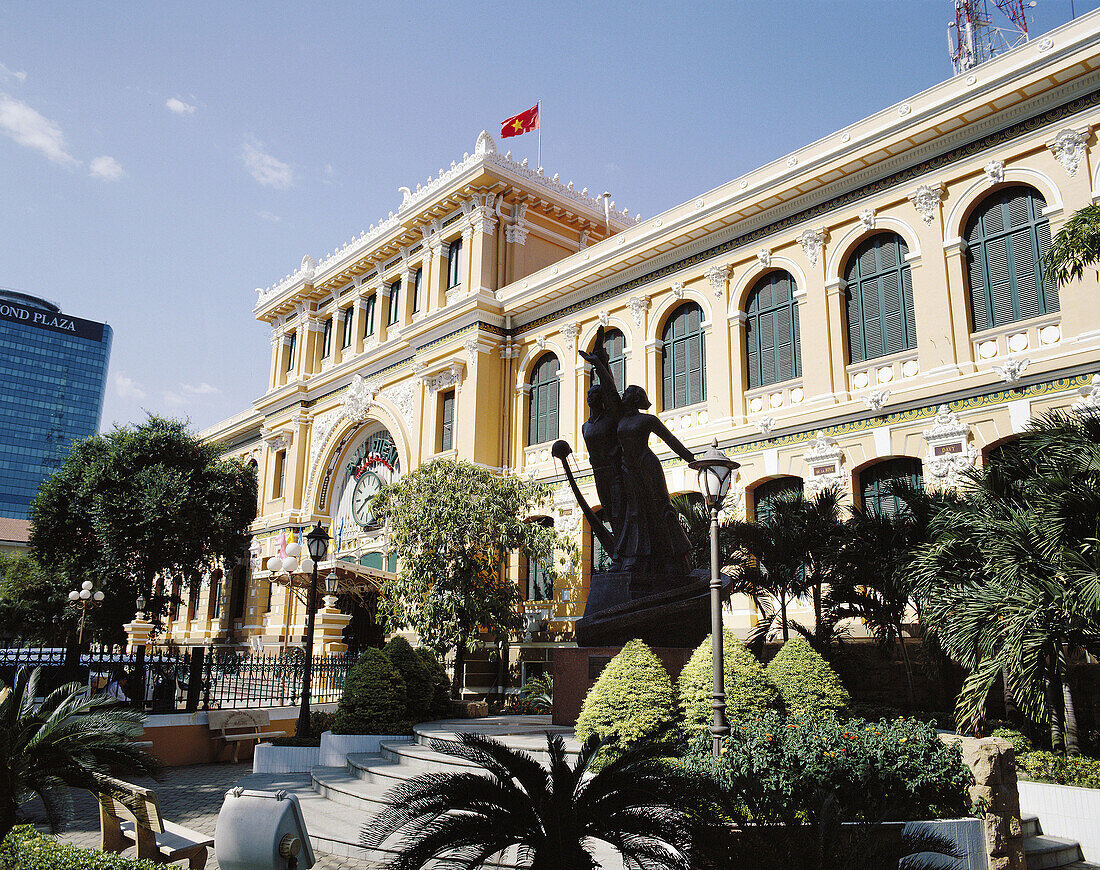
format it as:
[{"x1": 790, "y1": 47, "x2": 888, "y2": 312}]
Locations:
[{"x1": 20, "y1": 761, "x2": 376, "y2": 870}]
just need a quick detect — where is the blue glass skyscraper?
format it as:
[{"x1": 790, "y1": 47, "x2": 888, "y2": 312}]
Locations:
[{"x1": 0, "y1": 289, "x2": 112, "y2": 519}]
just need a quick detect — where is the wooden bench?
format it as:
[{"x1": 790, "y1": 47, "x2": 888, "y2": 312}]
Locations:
[
  {"x1": 96, "y1": 777, "x2": 213, "y2": 869},
  {"x1": 207, "y1": 708, "x2": 287, "y2": 762}
]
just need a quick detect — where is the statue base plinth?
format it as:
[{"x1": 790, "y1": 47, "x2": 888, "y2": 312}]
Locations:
[{"x1": 575, "y1": 568, "x2": 732, "y2": 648}]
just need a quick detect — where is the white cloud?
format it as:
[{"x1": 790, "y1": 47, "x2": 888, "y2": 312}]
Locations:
[
  {"x1": 114, "y1": 372, "x2": 147, "y2": 401},
  {"x1": 0, "y1": 63, "x2": 26, "y2": 85},
  {"x1": 89, "y1": 155, "x2": 124, "y2": 181},
  {"x1": 256, "y1": 210, "x2": 281, "y2": 223},
  {"x1": 242, "y1": 137, "x2": 293, "y2": 189},
  {"x1": 182, "y1": 382, "x2": 220, "y2": 396},
  {"x1": 165, "y1": 97, "x2": 195, "y2": 115},
  {"x1": 161, "y1": 390, "x2": 188, "y2": 408},
  {"x1": 0, "y1": 94, "x2": 78, "y2": 167}
]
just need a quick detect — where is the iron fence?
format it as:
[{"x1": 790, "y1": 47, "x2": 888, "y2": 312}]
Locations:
[{"x1": 0, "y1": 645, "x2": 355, "y2": 713}]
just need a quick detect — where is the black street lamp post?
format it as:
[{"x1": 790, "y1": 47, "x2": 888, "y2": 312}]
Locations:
[
  {"x1": 689, "y1": 438, "x2": 740, "y2": 758},
  {"x1": 297, "y1": 523, "x2": 329, "y2": 738}
]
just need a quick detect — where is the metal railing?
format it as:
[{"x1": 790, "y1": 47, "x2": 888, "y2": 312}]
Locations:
[{"x1": 0, "y1": 645, "x2": 355, "y2": 713}]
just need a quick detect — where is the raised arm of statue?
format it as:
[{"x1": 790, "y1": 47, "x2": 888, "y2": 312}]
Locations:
[
  {"x1": 647, "y1": 415, "x2": 695, "y2": 465},
  {"x1": 579, "y1": 347, "x2": 622, "y2": 410}
]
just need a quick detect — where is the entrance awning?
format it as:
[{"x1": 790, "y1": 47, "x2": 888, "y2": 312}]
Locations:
[{"x1": 266, "y1": 560, "x2": 396, "y2": 608}]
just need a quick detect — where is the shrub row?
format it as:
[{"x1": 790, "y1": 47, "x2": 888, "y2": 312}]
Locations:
[
  {"x1": 333, "y1": 639, "x2": 450, "y2": 735},
  {"x1": 0, "y1": 826, "x2": 158, "y2": 870},
  {"x1": 1017, "y1": 751, "x2": 1100, "y2": 789}
]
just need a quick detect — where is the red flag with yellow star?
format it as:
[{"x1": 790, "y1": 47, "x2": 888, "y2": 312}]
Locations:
[{"x1": 501, "y1": 103, "x2": 539, "y2": 138}]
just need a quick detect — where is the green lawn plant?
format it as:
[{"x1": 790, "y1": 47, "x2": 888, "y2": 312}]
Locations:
[
  {"x1": 678, "y1": 630, "x2": 779, "y2": 733},
  {"x1": 384, "y1": 636, "x2": 433, "y2": 722},
  {"x1": 1016, "y1": 750, "x2": 1100, "y2": 789},
  {"x1": 765, "y1": 636, "x2": 849, "y2": 716},
  {"x1": 575, "y1": 640, "x2": 677, "y2": 761},
  {"x1": 1, "y1": 825, "x2": 159, "y2": 870},
  {"x1": 333, "y1": 648, "x2": 409, "y2": 735}
]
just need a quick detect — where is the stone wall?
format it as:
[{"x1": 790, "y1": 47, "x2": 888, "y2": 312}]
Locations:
[{"x1": 945, "y1": 735, "x2": 1025, "y2": 870}]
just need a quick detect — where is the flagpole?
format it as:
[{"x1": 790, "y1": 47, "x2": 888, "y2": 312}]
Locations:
[{"x1": 537, "y1": 100, "x2": 542, "y2": 169}]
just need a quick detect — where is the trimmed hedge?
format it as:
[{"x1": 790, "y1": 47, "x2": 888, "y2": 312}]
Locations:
[
  {"x1": 0, "y1": 825, "x2": 158, "y2": 870},
  {"x1": 1017, "y1": 751, "x2": 1100, "y2": 789},
  {"x1": 765, "y1": 636, "x2": 849, "y2": 717},
  {"x1": 415, "y1": 647, "x2": 453, "y2": 719},
  {"x1": 384, "y1": 636, "x2": 433, "y2": 721},
  {"x1": 678, "y1": 630, "x2": 779, "y2": 732},
  {"x1": 575, "y1": 639, "x2": 677, "y2": 758},
  {"x1": 333, "y1": 648, "x2": 409, "y2": 734},
  {"x1": 989, "y1": 727, "x2": 1034, "y2": 756}
]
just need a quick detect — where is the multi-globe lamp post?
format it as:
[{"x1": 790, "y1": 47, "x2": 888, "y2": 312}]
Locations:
[
  {"x1": 266, "y1": 524, "x2": 333, "y2": 738},
  {"x1": 689, "y1": 438, "x2": 740, "y2": 758},
  {"x1": 67, "y1": 580, "x2": 105, "y2": 646}
]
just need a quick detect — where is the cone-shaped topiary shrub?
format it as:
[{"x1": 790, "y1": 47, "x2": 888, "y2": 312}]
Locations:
[
  {"x1": 333, "y1": 648, "x2": 409, "y2": 734},
  {"x1": 678, "y1": 629, "x2": 781, "y2": 732},
  {"x1": 416, "y1": 646, "x2": 453, "y2": 719},
  {"x1": 765, "y1": 636, "x2": 850, "y2": 716},
  {"x1": 575, "y1": 639, "x2": 677, "y2": 759},
  {"x1": 384, "y1": 635, "x2": 433, "y2": 722}
]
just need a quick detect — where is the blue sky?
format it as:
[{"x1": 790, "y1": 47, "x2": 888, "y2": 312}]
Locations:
[{"x1": 0, "y1": 1, "x2": 1093, "y2": 433}]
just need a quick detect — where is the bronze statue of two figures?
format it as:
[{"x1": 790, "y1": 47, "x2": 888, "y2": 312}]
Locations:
[{"x1": 552, "y1": 327, "x2": 732, "y2": 648}]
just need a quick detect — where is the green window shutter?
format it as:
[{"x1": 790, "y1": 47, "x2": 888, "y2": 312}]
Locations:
[
  {"x1": 528, "y1": 354, "x2": 559, "y2": 445},
  {"x1": 285, "y1": 333, "x2": 296, "y2": 372},
  {"x1": 753, "y1": 476, "x2": 803, "y2": 522},
  {"x1": 364, "y1": 295, "x2": 376, "y2": 336},
  {"x1": 845, "y1": 234, "x2": 915, "y2": 362},
  {"x1": 412, "y1": 269, "x2": 422, "y2": 312},
  {"x1": 966, "y1": 186, "x2": 1055, "y2": 332},
  {"x1": 661, "y1": 302, "x2": 706, "y2": 410},
  {"x1": 860, "y1": 458, "x2": 923, "y2": 517},
  {"x1": 321, "y1": 318, "x2": 333, "y2": 357},
  {"x1": 447, "y1": 239, "x2": 463, "y2": 288},
  {"x1": 746, "y1": 316, "x2": 760, "y2": 390},
  {"x1": 745, "y1": 273, "x2": 801, "y2": 388},
  {"x1": 440, "y1": 390, "x2": 455, "y2": 451},
  {"x1": 388, "y1": 281, "x2": 401, "y2": 325}
]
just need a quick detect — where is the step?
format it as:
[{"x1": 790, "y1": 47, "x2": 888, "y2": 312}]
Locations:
[
  {"x1": 1024, "y1": 835, "x2": 1084, "y2": 869},
  {"x1": 310, "y1": 765, "x2": 394, "y2": 813},
  {"x1": 379, "y1": 739, "x2": 491, "y2": 774},
  {"x1": 414, "y1": 717, "x2": 582, "y2": 762},
  {"x1": 1022, "y1": 814, "x2": 1043, "y2": 838}
]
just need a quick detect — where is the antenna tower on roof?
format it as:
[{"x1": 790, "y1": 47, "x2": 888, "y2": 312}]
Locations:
[{"x1": 948, "y1": 0, "x2": 1034, "y2": 74}]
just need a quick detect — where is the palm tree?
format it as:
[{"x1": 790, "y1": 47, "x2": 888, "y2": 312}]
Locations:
[
  {"x1": 672, "y1": 492, "x2": 711, "y2": 571},
  {"x1": 0, "y1": 667, "x2": 158, "y2": 844},
  {"x1": 912, "y1": 412, "x2": 1100, "y2": 751},
  {"x1": 360, "y1": 732, "x2": 726, "y2": 870},
  {"x1": 1044, "y1": 202, "x2": 1100, "y2": 285}
]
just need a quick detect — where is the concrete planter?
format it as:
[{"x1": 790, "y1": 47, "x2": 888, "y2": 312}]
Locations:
[
  {"x1": 1018, "y1": 779, "x2": 1100, "y2": 862},
  {"x1": 318, "y1": 731, "x2": 414, "y2": 767},
  {"x1": 252, "y1": 743, "x2": 320, "y2": 774}
]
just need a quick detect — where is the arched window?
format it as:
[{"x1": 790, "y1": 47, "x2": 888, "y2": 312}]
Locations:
[
  {"x1": 745, "y1": 272, "x2": 802, "y2": 389},
  {"x1": 528, "y1": 353, "x2": 559, "y2": 445},
  {"x1": 859, "y1": 458, "x2": 923, "y2": 517},
  {"x1": 593, "y1": 328, "x2": 627, "y2": 391},
  {"x1": 965, "y1": 185, "x2": 1056, "y2": 332},
  {"x1": 845, "y1": 234, "x2": 916, "y2": 363},
  {"x1": 752, "y1": 476, "x2": 803, "y2": 522},
  {"x1": 661, "y1": 302, "x2": 706, "y2": 410},
  {"x1": 527, "y1": 516, "x2": 555, "y2": 600}
]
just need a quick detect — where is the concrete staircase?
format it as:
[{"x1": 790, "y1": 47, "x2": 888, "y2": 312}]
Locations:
[{"x1": 1021, "y1": 813, "x2": 1098, "y2": 870}]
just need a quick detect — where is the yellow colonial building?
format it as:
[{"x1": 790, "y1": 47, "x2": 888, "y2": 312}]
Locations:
[{"x1": 184, "y1": 11, "x2": 1100, "y2": 692}]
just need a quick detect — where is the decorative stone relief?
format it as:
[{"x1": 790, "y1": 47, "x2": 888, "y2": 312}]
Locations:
[
  {"x1": 995, "y1": 357, "x2": 1029, "y2": 384},
  {"x1": 506, "y1": 203, "x2": 530, "y2": 245},
  {"x1": 307, "y1": 408, "x2": 343, "y2": 480},
  {"x1": 1072, "y1": 374, "x2": 1100, "y2": 416},
  {"x1": 560, "y1": 323, "x2": 581, "y2": 351},
  {"x1": 705, "y1": 264, "x2": 730, "y2": 298},
  {"x1": 423, "y1": 364, "x2": 463, "y2": 392},
  {"x1": 755, "y1": 416, "x2": 775, "y2": 436},
  {"x1": 474, "y1": 129, "x2": 496, "y2": 156},
  {"x1": 671, "y1": 282, "x2": 685, "y2": 300},
  {"x1": 627, "y1": 295, "x2": 648, "y2": 327},
  {"x1": 984, "y1": 159, "x2": 1004, "y2": 185},
  {"x1": 264, "y1": 431, "x2": 290, "y2": 453},
  {"x1": 756, "y1": 249, "x2": 771, "y2": 268},
  {"x1": 464, "y1": 337, "x2": 480, "y2": 367},
  {"x1": 799, "y1": 229, "x2": 827, "y2": 267},
  {"x1": 1048, "y1": 129, "x2": 1088, "y2": 177},
  {"x1": 908, "y1": 183, "x2": 945, "y2": 225},
  {"x1": 858, "y1": 208, "x2": 876, "y2": 229},
  {"x1": 299, "y1": 255, "x2": 317, "y2": 283},
  {"x1": 343, "y1": 374, "x2": 381, "y2": 422},
  {"x1": 535, "y1": 335, "x2": 548, "y2": 352},
  {"x1": 578, "y1": 230, "x2": 590, "y2": 249},
  {"x1": 597, "y1": 310, "x2": 610, "y2": 328},
  {"x1": 382, "y1": 381, "x2": 416, "y2": 429},
  {"x1": 923, "y1": 405, "x2": 978, "y2": 489},
  {"x1": 864, "y1": 389, "x2": 890, "y2": 414},
  {"x1": 803, "y1": 431, "x2": 845, "y2": 498}
]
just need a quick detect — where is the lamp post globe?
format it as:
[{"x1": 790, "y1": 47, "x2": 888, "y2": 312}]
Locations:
[
  {"x1": 297, "y1": 523, "x2": 329, "y2": 738},
  {"x1": 688, "y1": 438, "x2": 740, "y2": 757}
]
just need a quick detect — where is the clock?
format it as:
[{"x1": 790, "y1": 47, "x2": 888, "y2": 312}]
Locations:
[{"x1": 351, "y1": 472, "x2": 382, "y2": 527}]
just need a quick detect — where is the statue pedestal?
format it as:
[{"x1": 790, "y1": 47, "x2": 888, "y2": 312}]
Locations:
[
  {"x1": 551, "y1": 645, "x2": 695, "y2": 726},
  {"x1": 314, "y1": 604, "x2": 351, "y2": 655}
]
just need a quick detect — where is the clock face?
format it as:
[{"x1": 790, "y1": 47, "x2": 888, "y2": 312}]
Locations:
[{"x1": 352, "y1": 472, "x2": 382, "y2": 528}]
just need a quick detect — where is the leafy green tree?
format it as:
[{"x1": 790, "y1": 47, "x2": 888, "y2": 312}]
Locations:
[
  {"x1": 0, "y1": 552, "x2": 66, "y2": 643},
  {"x1": 0, "y1": 667, "x2": 157, "y2": 844},
  {"x1": 360, "y1": 731, "x2": 728, "y2": 870},
  {"x1": 29, "y1": 415, "x2": 256, "y2": 645},
  {"x1": 765, "y1": 636, "x2": 850, "y2": 717},
  {"x1": 333, "y1": 648, "x2": 409, "y2": 735},
  {"x1": 574, "y1": 640, "x2": 677, "y2": 761},
  {"x1": 1044, "y1": 202, "x2": 1100, "y2": 285},
  {"x1": 384, "y1": 636, "x2": 433, "y2": 722},
  {"x1": 372, "y1": 459, "x2": 572, "y2": 696},
  {"x1": 678, "y1": 629, "x2": 779, "y2": 733},
  {"x1": 415, "y1": 647, "x2": 452, "y2": 719},
  {"x1": 913, "y1": 412, "x2": 1100, "y2": 751}
]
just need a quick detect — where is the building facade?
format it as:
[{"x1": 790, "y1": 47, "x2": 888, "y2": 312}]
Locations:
[
  {"x1": 193, "y1": 12, "x2": 1100, "y2": 690},
  {"x1": 0, "y1": 289, "x2": 112, "y2": 520}
]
